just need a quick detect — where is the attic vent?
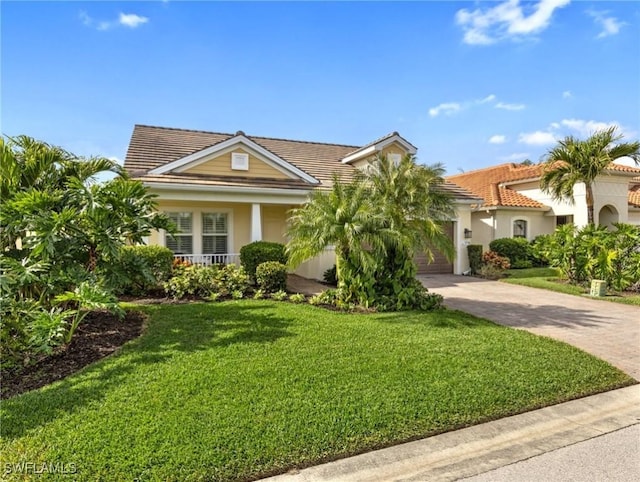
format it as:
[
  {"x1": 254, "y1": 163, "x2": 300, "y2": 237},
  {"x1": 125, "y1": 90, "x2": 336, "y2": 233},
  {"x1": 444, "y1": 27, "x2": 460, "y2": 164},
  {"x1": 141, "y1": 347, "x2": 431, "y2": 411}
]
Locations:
[{"x1": 231, "y1": 152, "x2": 249, "y2": 171}]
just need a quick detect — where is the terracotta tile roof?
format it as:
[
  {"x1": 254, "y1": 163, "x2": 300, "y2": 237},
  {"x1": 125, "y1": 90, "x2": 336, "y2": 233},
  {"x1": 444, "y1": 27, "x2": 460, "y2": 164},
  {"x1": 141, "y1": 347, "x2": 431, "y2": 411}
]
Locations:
[
  {"x1": 124, "y1": 125, "x2": 358, "y2": 188},
  {"x1": 607, "y1": 163, "x2": 640, "y2": 174},
  {"x1": 439, "y1": 181, "x2": 484, "y2": 203},
  {"x1": 447, "y1": 163, "x2": 547, "y2": 208}
]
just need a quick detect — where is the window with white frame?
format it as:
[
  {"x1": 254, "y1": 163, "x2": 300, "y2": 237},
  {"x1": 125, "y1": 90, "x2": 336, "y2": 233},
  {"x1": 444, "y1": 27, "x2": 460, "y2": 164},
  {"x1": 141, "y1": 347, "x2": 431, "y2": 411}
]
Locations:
[
  {"x1": 388, "y1": 153, "x2": 402, "y2": 166},
  {"x1": 202, "y1": 213, "x2": 228, "y2": 254},
  {"x1": 231, "y1": 152, "x2": 249, "y2": 171},
  {"x1": 513, "y1": 219, "x2": 527, "y2": 238},
  {"x1": 166, "y1": 212, "x2": 193, "y2": 254}
]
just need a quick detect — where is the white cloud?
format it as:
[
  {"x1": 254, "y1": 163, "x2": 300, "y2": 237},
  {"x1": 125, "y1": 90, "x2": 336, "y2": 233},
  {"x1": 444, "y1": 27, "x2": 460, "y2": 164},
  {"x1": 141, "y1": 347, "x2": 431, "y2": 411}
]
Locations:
[
  {"x1": 79, "y1": 11, "x2": 149, "y2": 31},
  {"x1": 495, "y1": 102, "x2": 526, "y2": 111},
  {"x1": 478, "y1": 94, "x2": 497, "y2": 104},
  {"x1": 588, "y1": 10, "x2": 626, "y2": 39},
  {"x1": 455, "y1": 0, "x2": 571, "y2": 45},
  {"x1": 518, "y1": 131, "x2": 558, "y2": 145},
  {"x1": 428, "y1": 103, "x2": 461, "y2": 117},
  {"x1": 499, "y1": 152, "x2": 531, "y2": 162},
  {"x1": 562, "y1": 90, "x2": 572, "y2": 99},
  {"x1": 559, "y1": 118, "x2": 625, "y2": 138},
  {"x1": 119, "y1": 13, "x2": 149, "y2": 28},
  {"x1": 489, "y1": 135, "x2": 507, "y2": 144}
]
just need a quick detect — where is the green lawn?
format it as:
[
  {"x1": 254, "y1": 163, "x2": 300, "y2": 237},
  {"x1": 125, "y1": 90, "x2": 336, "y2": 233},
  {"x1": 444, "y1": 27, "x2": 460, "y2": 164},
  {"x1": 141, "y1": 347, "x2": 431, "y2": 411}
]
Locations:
[
  {"x1": 1, "y1": 301, "x2": 633, "y2": 481},
  {"x1": 503, "y1": 268, "x2": 640, "y2": 306}
]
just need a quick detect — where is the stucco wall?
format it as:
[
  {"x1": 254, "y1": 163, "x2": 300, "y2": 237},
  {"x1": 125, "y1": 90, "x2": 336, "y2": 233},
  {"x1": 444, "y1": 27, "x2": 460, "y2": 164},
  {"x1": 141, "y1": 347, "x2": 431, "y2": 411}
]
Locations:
[{"x1": 469, "y1": 209, "x2": 555, "y2": 250}]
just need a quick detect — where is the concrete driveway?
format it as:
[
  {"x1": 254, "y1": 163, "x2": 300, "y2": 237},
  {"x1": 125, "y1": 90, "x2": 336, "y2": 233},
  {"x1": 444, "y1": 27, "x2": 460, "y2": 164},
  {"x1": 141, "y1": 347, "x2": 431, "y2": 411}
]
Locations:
[{"x1": 419, "y1": 275, "x2": 640, "y2": 381}]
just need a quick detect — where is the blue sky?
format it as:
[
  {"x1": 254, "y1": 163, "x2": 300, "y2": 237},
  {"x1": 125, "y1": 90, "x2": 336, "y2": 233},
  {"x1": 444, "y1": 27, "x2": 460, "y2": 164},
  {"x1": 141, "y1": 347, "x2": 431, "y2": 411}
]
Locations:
[{"x1": 2, "y1": 0, "x2": 639, "y2": 175}]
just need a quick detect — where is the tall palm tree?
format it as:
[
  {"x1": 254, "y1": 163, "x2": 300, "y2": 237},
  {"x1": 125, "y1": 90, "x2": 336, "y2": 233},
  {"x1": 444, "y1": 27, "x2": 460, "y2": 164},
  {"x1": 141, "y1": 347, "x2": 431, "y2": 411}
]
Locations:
[
  {"x1": 286, "y1": 175, "x2": 389, "y2": 299},
  {"x1": 540, "y1": 127, "x2": 640, "y2": 225},
  {"x1": 356, "y1": 153, "x2": 456, "y2": 267}
]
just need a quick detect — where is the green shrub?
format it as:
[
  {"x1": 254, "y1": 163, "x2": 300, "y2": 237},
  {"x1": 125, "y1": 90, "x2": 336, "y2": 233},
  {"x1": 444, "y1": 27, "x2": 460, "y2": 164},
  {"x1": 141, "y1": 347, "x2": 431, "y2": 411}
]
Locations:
[
  {"x1": 489, "y1": 238, "x2": 532, "y2": 267},
  {"x1": 240, "y1": 241, "x2": 287, "y2": 280},
  {"x1": 253, "y1": 289, "x2": 266, "y2": 300},
  {"x1": 111, "y1": 245, "x2": 174, "y2": 295},
  {"x1": 289, "y1": 293, "x2": 306, "y2": 303},
  {"x1": 164, "y1": 264, "x2": 249, "y2": 299},
  {"x1": 270, "y1": 290, "x2": 288, "y2": 301},
  {"x1": 323, "y1": 265, "x2": 337, "y2": 285},
  {"x1": 255, "y1": 261, "x2": 288, "y2": 293},
  {"x1": 467, "y1": 245, "x2": 483, "y2": 274},
  {"x1": 511, "y1": 259, "x2": 533, "y2": 269}
]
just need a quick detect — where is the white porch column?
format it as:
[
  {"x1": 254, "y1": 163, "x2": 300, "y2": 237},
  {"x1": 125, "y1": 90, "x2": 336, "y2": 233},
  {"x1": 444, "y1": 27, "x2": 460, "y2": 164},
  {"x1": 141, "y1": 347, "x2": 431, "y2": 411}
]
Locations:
[{"x1": 251, "y1": 203, "x2": 262, "y2": 242}]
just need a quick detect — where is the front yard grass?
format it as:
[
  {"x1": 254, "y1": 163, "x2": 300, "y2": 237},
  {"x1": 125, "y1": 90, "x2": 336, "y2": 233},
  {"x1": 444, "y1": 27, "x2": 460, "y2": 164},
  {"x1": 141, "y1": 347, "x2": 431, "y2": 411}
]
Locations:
[
  {"x1": 503, "y1": 268, "x2": 640, "y2": 306},
  {"x1": 1, "y1": 301, "x2": 633, "y2": 481}
]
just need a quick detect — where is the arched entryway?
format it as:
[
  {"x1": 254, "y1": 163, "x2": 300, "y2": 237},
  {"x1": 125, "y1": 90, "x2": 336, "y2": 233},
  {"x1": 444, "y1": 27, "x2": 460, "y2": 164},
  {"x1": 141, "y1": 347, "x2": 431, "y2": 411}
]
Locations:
[{"x1": 598, "y1": 205, "x2": 619, "y2": 229}]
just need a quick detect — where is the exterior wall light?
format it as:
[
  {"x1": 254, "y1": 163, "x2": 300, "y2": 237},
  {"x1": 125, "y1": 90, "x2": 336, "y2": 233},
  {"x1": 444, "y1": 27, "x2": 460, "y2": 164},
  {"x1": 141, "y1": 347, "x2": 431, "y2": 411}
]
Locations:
[{"x1": 464, "y1": 228, "x2": 473, "y2": 239}]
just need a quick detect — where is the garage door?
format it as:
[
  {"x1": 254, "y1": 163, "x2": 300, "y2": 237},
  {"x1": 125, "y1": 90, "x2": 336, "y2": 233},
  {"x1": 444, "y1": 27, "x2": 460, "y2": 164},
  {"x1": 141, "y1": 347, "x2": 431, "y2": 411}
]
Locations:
[{"x1": 415, "y1": 222, "x2": 454, "y2": 275}]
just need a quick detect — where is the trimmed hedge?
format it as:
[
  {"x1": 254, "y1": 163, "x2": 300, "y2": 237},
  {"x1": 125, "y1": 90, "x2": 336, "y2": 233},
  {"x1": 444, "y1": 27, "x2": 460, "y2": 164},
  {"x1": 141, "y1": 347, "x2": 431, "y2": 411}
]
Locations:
[
  {"x1": 467, "y1": 245, "x2": 483, "y2": 275},
  {"x1": 255, "y1": 261, "x2": 288, "y2": 293},
  {"x1": 489, "y1": 238, "x2": 532, "y2": 268},
  {"x1": 240, "y1": 241, "x2": 287, "y2": 280}
]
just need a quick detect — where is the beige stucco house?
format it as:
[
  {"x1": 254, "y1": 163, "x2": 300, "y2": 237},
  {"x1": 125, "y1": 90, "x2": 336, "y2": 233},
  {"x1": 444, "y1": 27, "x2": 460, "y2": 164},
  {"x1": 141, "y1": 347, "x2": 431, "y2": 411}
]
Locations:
[
  {"x1": 123, "y1": 125, "x2": 480, "y2": 279},
  {"x1": 447, "y1": 161, "x2": 640, "y2": 251}
]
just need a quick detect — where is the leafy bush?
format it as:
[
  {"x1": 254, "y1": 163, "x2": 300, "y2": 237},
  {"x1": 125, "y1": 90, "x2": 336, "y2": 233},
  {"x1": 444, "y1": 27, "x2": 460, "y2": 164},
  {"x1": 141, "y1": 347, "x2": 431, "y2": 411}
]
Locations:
[
  {"x1": 253, "y1": 289, "x2": 266, "y2": 300},
  {"x1": 482, "y1": 251, "x2": 511, "y2": 270},
  {"x1": 489, "y1": 238, "x2": 532, "y2": 267},
  {"x1": 164, "y1": 264, "x2": 249, "y2": 299},
  {"x1": 323, "y1": 265, "x2": 337, "y2": 285},
  {"x1": 467, "y1": 245, "x2": 483, "y2": 274},
  {"x1": 308, "y1": 289, "x2": 339, "y2": 306},
  {"x1": 536, "y1": 223, "x2": 640, "y2": 291},
  {"x1": 240, "y1": 241, "x2": 287, "y2": 280},
  {"x1": 108, "y1": 245, "x2": 174, "y2": 295},
  {"x1": 289, "y1": 293, "x2": 306, "y2": 303},
  {"x1": 270, "y1": 290, "x2": 288, "y2": 301},
  {"x1": 255, "y1": 261, "x2": 288, "y2": 293}
]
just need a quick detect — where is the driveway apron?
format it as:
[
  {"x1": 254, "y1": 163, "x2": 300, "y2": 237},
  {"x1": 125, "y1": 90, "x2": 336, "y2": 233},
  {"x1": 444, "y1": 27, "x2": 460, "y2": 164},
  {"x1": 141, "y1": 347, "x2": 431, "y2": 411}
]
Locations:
[{"x1": 419, "y1": 275, "x2": 640, "y2": 381}]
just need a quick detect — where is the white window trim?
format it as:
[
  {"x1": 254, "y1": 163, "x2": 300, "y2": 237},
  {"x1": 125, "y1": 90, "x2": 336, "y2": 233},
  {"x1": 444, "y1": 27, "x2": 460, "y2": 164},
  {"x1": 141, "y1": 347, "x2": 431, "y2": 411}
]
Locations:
[
  {"x1": 161, "y1": 208, "x2": 234, "y2": 255},
  {"x1": 164, "y1": 211, "x2": 194, "y2": 254},
  {"x1": 202, "y1": 212, "x2": 231, "y2": 254},
  {"x1": 511, "y1": 216, "x2": 530, "y2": 240}
]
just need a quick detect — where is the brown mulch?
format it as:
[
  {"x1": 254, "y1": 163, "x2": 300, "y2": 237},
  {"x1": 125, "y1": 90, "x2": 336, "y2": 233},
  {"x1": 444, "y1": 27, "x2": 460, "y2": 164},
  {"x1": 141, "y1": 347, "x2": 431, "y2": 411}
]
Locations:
[{"x1": 1, "y1": 310, "x2": 146, "y2": 400}]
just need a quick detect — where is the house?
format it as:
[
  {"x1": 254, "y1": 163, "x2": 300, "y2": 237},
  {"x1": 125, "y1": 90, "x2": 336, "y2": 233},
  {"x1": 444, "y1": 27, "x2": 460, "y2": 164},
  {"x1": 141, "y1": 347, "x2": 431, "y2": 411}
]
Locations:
[
  {"x1": 123, "y1": 125, "x2": 480, "y2": 279},
  {"x1": 447, "y1": 161, "x2": 640, "y2": 251}
]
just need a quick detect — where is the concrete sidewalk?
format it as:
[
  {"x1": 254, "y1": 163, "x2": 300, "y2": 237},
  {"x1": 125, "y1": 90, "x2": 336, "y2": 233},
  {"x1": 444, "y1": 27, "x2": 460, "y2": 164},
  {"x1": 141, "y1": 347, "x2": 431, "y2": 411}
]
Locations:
[{"x1": 265, "y1": 385, "x2": 639, "y2": 482}]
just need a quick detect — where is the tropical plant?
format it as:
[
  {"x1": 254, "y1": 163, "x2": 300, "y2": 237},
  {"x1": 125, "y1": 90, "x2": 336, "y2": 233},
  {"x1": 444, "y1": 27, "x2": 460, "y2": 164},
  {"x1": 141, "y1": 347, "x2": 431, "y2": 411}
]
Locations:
[
  {"x1": 0, "y1": 135, "x2": 173, "y2": 365},
  {"x1": 286, "y1": 175, "x2": 385, "y2": 305},
  {"x1": 540, "y1": 127, "x2": 640, "y2": 225}
]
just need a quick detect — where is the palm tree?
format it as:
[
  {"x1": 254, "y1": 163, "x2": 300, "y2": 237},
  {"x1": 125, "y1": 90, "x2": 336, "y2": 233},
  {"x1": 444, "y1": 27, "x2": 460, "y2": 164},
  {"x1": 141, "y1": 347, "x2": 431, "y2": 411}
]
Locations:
[
  {"x1": 356, "y1": 153, "x2": 456, "y2": 267},
  {"x1": 540, "y1": 127, "x2": 640, "y2": 225},
  {"x1": 286, "y1": 175, "x2": 389, "y2": 301}
]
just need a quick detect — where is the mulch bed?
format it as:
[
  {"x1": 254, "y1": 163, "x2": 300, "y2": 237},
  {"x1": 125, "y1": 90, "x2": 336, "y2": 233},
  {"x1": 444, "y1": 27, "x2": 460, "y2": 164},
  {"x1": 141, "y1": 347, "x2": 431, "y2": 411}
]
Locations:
[{"x1": 1, "y1": 310, "x2": 146, "y2": 400}]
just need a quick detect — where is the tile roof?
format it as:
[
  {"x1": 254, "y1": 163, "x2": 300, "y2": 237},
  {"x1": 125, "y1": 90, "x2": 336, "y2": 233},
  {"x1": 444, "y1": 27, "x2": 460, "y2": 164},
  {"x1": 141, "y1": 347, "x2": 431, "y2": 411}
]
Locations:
[
  {"x1": 447, "y1": 161, "x2": 640, "y2": 209},
  {"x1": 124, "y1": 125, "x2": 358, "y2": 188},
  {"x1": 124, "y1": 125, "x2": 478, "y2": 199},
  {"x1": 447, "y1": 163, "x2": 547, "y2": 208},
  {"x1": 343, "y1": 131, "x2": 417, "y2": 158}
]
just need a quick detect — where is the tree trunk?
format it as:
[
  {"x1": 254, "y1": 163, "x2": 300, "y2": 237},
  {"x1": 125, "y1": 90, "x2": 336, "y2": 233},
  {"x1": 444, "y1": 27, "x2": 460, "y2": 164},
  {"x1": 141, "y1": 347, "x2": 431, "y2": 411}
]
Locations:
[{"x1": 586, "y1": 184, "x2": 595, "y2": 225}]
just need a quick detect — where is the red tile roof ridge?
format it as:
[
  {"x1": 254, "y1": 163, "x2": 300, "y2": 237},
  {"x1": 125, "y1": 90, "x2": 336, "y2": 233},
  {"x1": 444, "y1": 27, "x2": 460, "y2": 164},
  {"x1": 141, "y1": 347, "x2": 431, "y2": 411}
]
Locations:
[{"x1": 133, "y1": 124, "x2": 360, "y2": 149}]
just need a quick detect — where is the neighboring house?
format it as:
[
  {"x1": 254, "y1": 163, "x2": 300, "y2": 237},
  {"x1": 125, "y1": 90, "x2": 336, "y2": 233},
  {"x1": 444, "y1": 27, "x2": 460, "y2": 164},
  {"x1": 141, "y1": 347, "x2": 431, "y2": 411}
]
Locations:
[
  {"x1": 447, "y1": 162, "x2": 640, "y2": 251},
  {"x1": 123, "y1": 125, "x2": 480, "y2": 279}
]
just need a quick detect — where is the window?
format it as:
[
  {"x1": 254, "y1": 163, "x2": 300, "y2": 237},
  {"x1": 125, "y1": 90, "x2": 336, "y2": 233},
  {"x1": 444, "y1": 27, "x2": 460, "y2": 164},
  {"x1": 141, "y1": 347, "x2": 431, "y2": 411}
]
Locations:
[
  {"x1": 202, "y1": 213, "x2": 228, "y2": 254},
  {"x1": 556, "y1": 215, "x2": 572, "y2": 227},
  {"x1": 388, "y1": 153, "x2": 402, "y2": 166},
  {"x1": 231, "y1": 152, "x2": 249, "y2": 171},
  {"x1": 513, "y1": 219, "x2": 527, "y2": 238},
  {"x1": 166, "y1": 212, "x2": 193, "y2": 254}
]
